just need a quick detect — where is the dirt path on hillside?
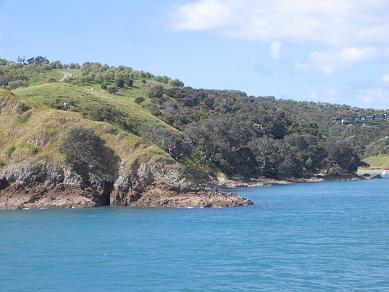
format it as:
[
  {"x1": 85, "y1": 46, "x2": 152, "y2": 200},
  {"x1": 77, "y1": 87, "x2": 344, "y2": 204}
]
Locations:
[{"x1": 60, "y1": 69, "x2": 73, "y2": 81}]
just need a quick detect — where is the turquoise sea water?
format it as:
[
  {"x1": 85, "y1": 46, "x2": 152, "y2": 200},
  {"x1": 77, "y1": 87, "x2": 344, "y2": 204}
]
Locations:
[{"x1": 1, "y1": 178, "x2": 389, "y2": 291}]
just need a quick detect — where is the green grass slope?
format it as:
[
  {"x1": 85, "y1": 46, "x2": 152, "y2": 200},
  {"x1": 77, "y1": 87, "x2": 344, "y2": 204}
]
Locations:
[
  {"x1": 15, "y1": 82, "x2": 172, "y2": 131},
  {"x1": 362, "y1": 155, "x2": 389, "y2": 170},
  {"x1": 0, "y1": 82, "x2": 178, "y2": 171}
]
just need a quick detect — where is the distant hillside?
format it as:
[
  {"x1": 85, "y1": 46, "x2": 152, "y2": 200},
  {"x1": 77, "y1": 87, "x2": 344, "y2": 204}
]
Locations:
[{"x1": 1, "y1": 57, "x2": 389, "y2": 186}]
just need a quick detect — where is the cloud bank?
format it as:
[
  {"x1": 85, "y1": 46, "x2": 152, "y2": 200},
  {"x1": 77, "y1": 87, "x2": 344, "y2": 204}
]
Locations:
[
  {"x1": 172, "y1": 0, "x2": 389, "y2": 74},
  {"x1": 172, "y1": 0, "x2": 389, "y2": 45}
]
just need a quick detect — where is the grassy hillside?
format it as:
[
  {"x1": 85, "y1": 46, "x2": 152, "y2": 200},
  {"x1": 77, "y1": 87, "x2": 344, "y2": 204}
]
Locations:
[
  {"x1": 0, "y1": 82, "x2": 177, "y2": 173},
  {"x1": 0, "y1": 67, "x2": 197, "y2": 180},
  {"x1": 15, "y1": 82, "x2": 172, "y2": 132},
  {"x1": 362, "y1": 155, "x2": 389, "y2": 170}
]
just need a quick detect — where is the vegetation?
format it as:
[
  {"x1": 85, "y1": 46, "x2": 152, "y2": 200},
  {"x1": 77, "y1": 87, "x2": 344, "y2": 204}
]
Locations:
[
  {"x1": 363, "y1": 155, "x2": 389, "y2": 169},
  {"x1": 2, "y1": 57, "x2": 389, "y2": 180},
  {"x1": 60, "y1": 127, "x2": 119, "y2": 182}
]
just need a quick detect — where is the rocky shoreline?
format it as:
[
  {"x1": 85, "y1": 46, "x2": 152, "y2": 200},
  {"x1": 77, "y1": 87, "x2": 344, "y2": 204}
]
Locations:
[
  {"x1": 215, "y1": 173, "x2": 381, "y2": 189},
  {"x1": 0, "y1": 160, "x2": 380, "y2": 210},
  {"x1": 0, "y1": 161, "x2": 253, "y2": 210}
]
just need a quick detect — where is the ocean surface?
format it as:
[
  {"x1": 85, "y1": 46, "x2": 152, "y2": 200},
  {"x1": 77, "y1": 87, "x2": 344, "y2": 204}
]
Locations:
[{"x1": 1, "y1": 178, "x2": 389, "y2": 291}]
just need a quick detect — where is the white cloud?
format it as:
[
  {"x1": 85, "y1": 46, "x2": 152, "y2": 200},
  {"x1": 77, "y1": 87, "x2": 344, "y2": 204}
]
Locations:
[
  {"x1": 269, "y1": 41, "x2": 282, "y2": 60},
  {"x1": 357, "y1": 87, "x2": 389, "y2": 106},
  {"x1": 172, "y1": 0, "x2": 232, "y2": 31},
  {"x1": 307, "y1": 88, "x2": 342, "y2": 103},
  {"x1": 171, "y1": 0, "x2": 389, "y2": 74},
  {"x1": 382, "y1": 74, "x2": 389, "y2": 83},
  {"x1": 296, "y1": 47, "x2": 377, "y2": 74},
  {"x1": 171, "y1": 0, "x2": 389, "y2": 45}
]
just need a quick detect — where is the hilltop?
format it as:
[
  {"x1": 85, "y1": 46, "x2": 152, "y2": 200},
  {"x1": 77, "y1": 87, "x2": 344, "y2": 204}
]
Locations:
[{"x1": 0, "y1": 57, "x2": 387, "y2": 208}]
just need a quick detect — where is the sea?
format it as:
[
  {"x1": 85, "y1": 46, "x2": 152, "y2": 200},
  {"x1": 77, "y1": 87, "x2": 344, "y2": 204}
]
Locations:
[{"x1": 1, "y1": 178, "x2": 389, "y2": 291}]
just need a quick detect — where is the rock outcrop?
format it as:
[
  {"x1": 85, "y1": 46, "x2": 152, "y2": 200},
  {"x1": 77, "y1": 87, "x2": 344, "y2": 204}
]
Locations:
[
  {"x1": 0, "y1": 160, "x2": 253, "y2": 209},
  {"x1": 111, "y1": 185, "x2": 253, "y2": 208}
]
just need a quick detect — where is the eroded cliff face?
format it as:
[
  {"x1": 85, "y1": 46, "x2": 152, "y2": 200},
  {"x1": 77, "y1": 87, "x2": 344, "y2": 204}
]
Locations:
[{"x1": 0, "y1": 160, "x2": 252, "y2": 209}]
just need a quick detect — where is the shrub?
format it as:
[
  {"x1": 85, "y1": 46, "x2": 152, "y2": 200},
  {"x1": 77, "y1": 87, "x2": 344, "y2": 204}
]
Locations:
[
  {"x1": 15, "y1": 101, "x2": 30, "y2": 114},
  {"x1": 60, "y1": 127, "x2": 119, "y2": 182},
  {"x1": 7, "y1": 80, "x2": 28, "y2": 90},
  {"x1": 134, "y1": 96, "x2": 145, "y2": 104},
  {"x1": 150, "y1": 85, "x2": 164, "y2": 99},
  {"x1": 126, "y1": 79, "x2": 133, "y2": 88},
  {"x1": 47, "y1": 77, "x2": 57, "y2": 83},
  {"x1": 105, "y1": 126, "x2": 118, "y2": 135},
  {"x1": 108, "y1": 86, "x2": 118, "y2": 94},
  {"x1": 141, "y1": 126, "x2": 192, "y2": 160}
]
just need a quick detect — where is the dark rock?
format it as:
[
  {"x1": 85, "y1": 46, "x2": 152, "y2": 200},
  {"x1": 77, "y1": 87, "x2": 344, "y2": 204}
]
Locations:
[
  {"x1": 0, "y1": 160, "x2": 253, "y2": 209},
  {"x1": 0, "y1": 177, "x2": 9, "y2": 190},
  {"x1": 111, "y1": 185, "x2": 253, "y2": 208}
]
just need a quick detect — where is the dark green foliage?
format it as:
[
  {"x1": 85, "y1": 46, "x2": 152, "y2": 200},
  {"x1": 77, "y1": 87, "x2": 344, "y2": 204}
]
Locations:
[
  {"x1": 134, "y1": 96, "x2": 145, "y2": 104},
  {"x1": 150, "y1": 85, "x2": 164, "y2": 99},
  {"x1": 170, "y1": 79, "x2": 185, "y2": 88},
  {"x1": 50, "y1": 61, "x2": 62, "y2": 69},
  {"x1": 323, "y1": 141, "x2": 361, "y2": 174},
  {"x1": 145, "y1": 87, "x2": 377, "y2": 178},
  {"x1": 364, "y1": 137, "x2": 389, "y2": 157},
  {"x1": 60, "y1": 127, "x2": 119, "y2": 183},
  {"x1": 107, "y1": 86, "x2": 118, "y2": 94},
  {"x1": 141, "y1": 126, "x2": 192, "y2": 161},
  {"x1": 15, "y1": 101, "x2": 30, "y2": 114}
]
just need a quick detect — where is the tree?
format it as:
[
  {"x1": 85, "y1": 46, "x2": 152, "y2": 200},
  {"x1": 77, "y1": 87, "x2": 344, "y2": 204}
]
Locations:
[
  {"x1": 60, "y1": 127, "x2": 119, "y2": 183},
  {"x1": 324, "y1": 141, "x2": 361, "y2": 174},
  {"x1": 126, "y1": 79, "x2": 133, "y2": 88},
  {"x1": 17, "y1": 56, "x2": 26, "y2": 65},
  {"x1": 141, "y1": 126, "x2": 192, "y2": 160}
]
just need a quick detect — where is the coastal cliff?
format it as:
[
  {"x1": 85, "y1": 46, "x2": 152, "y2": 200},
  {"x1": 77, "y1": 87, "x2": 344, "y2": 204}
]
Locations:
[{"x1": 0, "y1": 160, "x2": 252, "y2": 209}]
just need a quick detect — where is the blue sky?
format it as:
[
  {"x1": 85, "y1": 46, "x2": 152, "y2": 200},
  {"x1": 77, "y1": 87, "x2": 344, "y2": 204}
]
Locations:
[{"x1": 1, "y1": 0, "x2": 389, "y2": 108}]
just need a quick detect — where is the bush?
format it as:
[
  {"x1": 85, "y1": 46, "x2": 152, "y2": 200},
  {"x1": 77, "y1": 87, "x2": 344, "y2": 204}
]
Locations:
[
  {"x1": 7, "y1": 80, "x2": 28, "y2": 90},
  {"x1": 141, "y1": 126, "x2": 192, "y2": 160},
  {"x1": 108, "y1": 86, "x2": 118, "y2": 94},
  {"x1": 150, "y1": 85, "x2": 164, "y2": 99},
  {"x1": 60, "y1": 127, "x2": 119, "y2": 182},
  {"x1": 105, "y1": 126, "x2": 118, "y2": 135},
  {"x1": 15, "y1": 101, "x2": 30, "y2": 114},
  {"x1": 134, "y1": 97, "x2": 145, "y2": 104}
]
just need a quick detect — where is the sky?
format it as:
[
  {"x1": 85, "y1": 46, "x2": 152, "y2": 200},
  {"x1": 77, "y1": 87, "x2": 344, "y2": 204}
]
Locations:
[{"x1": 1, "y1": 0, "x2": 389, "y2": 108}]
